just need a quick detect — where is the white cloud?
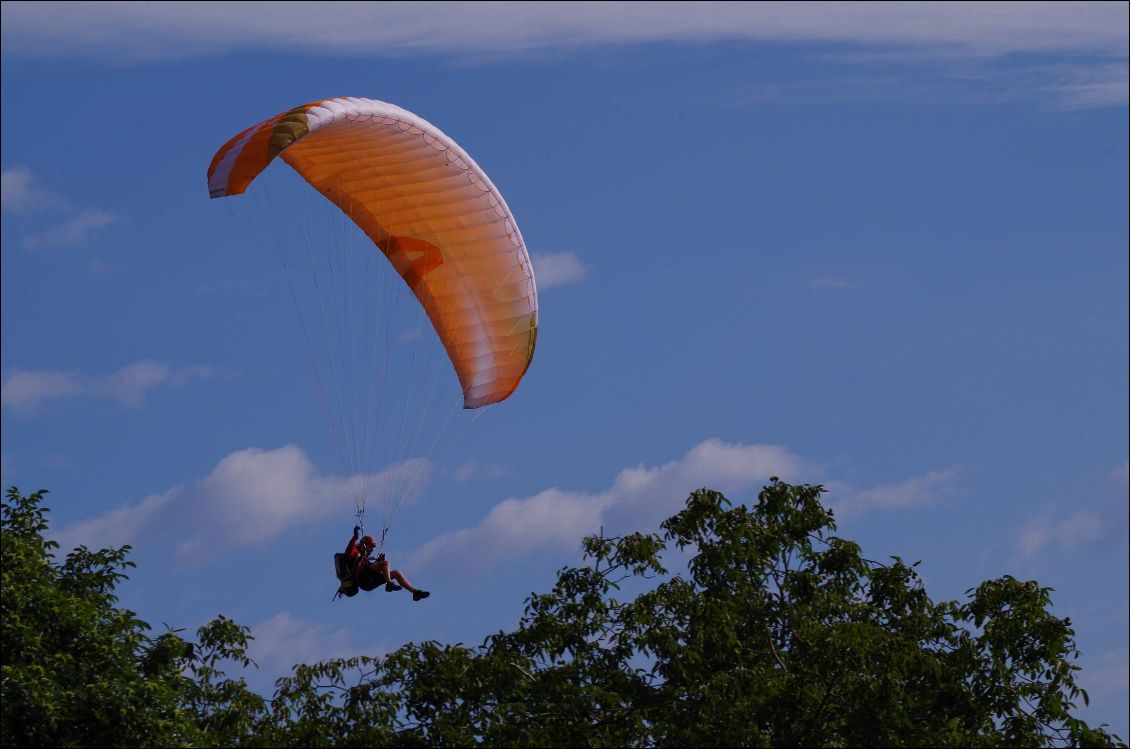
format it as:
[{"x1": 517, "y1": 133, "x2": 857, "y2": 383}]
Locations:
[
  {"x1": 55, "y1": 445, "x2": 430, "y2": 562},
  {"x1": 531, "y1": 251, "x2": 586, "y2": 291},
  {"x1": 1, "y1": 167, "x2": 58, "y2": 213},
  {"x1": 412, "y1": 487, "x2": 608, "y2": 573},
  {"x1": 22, "y1": 209, "x2": 117, "y2": 250},
  {"x1": 1017, "y1": 509, "x2": 1106, "y2": 559},
  {"x1": 57, "y1": 487, "x2": 178, "y2": 552},
  {"x1": 735, "y1": 57, "x2": 1129, "y2": 110},
  {"x1": 1, "y1": 167, "x2": 118, "y2": 250},
  {"x1": 1, "y1": 3, "x2": 1125, "y2": 62},
  {"x1": 981, "y1": 59, "x2": 1130, "y2": 111},
  {"x1": 96, "y1": 360, "x2": 220, "y2": 406},
  {"x1": 1, "y1": 360, "x2": 224, "y2": 412},
  {"x1": 1042, "y1": 61, "x2": 1130, "y2": 111},
  {"x1": 54, "y1": 435, "x2": 973, "y2": 579},
  {"x1": 412, "y1": 440, "x2": 969, "y2": 575},
  {"x1": 0, "y1": 369, "x2": 83, "y2": 411},
  {"x1": 1015, "y1": 462, "x2": 1129, "y2": 560},
  {"x1": 830, "y1": 467, "x2": 961, "y2": 519},
  {"x1": 236, "y1": 612, "x2": 391, "y2": 693},
  {"x1": 411, "y1": 439, "x2": 807, "y2": 573},
  {"x1": 251, "y1": 611, "x2": 379, "y2": 672},
  {"x1": 0, "y1": 4, "x2": 1121, "y2": 115}
]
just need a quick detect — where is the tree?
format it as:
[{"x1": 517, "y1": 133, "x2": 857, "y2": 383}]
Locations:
[
  {"x1": 254, "y1": 480, "x2": 1124, "y2": 748},
  {"x1": 3, "y1": 482, "x2": 1124, "y2": 747},
  {"x1": 0, "y1": 487, "x2": 263, "y2": 747}
]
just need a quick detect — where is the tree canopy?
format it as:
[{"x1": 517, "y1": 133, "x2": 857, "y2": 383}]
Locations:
[
  {"x1": 2, "y1": 482, "x2": 1124, "y2": 747},
  {"x1": 0, "y1": 487, "x2": 261, "y2": 747}
]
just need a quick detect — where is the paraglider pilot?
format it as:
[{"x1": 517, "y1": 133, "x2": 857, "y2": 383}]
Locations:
[{"x1": 344, "y1": 526, "x2": 430, "y2": 601}]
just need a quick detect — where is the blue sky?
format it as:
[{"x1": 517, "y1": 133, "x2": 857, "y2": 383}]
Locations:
[{"x1": 2, "y1": 1, "x2": 1127, "y2": 736}]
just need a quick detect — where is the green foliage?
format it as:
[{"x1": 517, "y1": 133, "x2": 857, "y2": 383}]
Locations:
[
  {"x1": 254, "y1": 480, "x2": 1124, "y2": 748},
  {"x1": 1, "y1": 487, "x2": 262, "y2": 747},
  {"x1": 2, "y1": 482, "x2": 1124, "y2": 748}
]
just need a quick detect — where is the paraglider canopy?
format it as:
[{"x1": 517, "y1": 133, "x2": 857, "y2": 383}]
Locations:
[{"x1": 208, "y1": 97, "x2": 538, "y2": 408}]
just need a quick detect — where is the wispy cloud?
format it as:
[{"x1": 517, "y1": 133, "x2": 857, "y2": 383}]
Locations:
[
  {"x1": 55, "y1": 445, "x2": 430, "y2": 562},
  {"x1": 1, "y1": 166, "x2": 117, "y2": 250},
  {"x1": 251, "y1": 612, "x2": 383, "y2": 673},
  {"x1": 412, "y1": 439, "x2": 968, "y2": 575},
  {"x1": 735, "y1": 56, "x2": 1130, "y2": 111},
  {"x1": 2, "y1": 3, "x2": 1125, "y2": 62},
  {"x1": 1040, "y1": 61, "x2": 1130, "y2": 111},
  {"x1": 1, "y1": 360, "x2": 226, "y2": 412},
  {"x1": 455, "y1": 460, "x2": 510, "y2": 481},
  {"x1": 22, "y1": 209, "x2": 118, "y2": 250},
  {"x1": 2, "y1": 4, "x2": 1124, "y2": 110},
  {"x1": 99, "y1": 360, "x2": 220, "y2": 406},
  {"x1": 56, "y1": 436, "x2": 972, "y2": 578},
  {"x1": 233, "y1": 611, "x2": 392, "y2": 693},
  {"x1": 1014, "y1": 461, "x2": 1129, "y2": 560},
  {"x1": 57, "y1": 488, "x2": 178, "y2": 553},
  {"x1": 1017, "y1": 509, "x2": 1106, "y2": 559},
  {"x1": 829, "y1": 468, "x2": 962, "y2": 520},
  {"x1": 0, "y1": 369, "x2": 83, "y2": 411},
  {"x1": 411, "y1": 438, "x2": 808, "y2": 573},
  {"x1": 531, "y1": 251, "x2": 587, "y2": 291},
  {"x1": 411, "y1": 486, "x2": 607, "y2": 574},
  {"x1": 1, "y1": 166, "x2": 58, "y2": 213}
]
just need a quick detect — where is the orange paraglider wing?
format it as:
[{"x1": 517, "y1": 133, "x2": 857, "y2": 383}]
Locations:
[{"x1": 208, "y1": 97, "x2": 537, "y2": 408}]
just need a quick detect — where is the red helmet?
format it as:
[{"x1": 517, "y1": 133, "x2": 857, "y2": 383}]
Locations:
[{"x1": 360, "y1": 535, "x2": 377, "y2": 550}]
